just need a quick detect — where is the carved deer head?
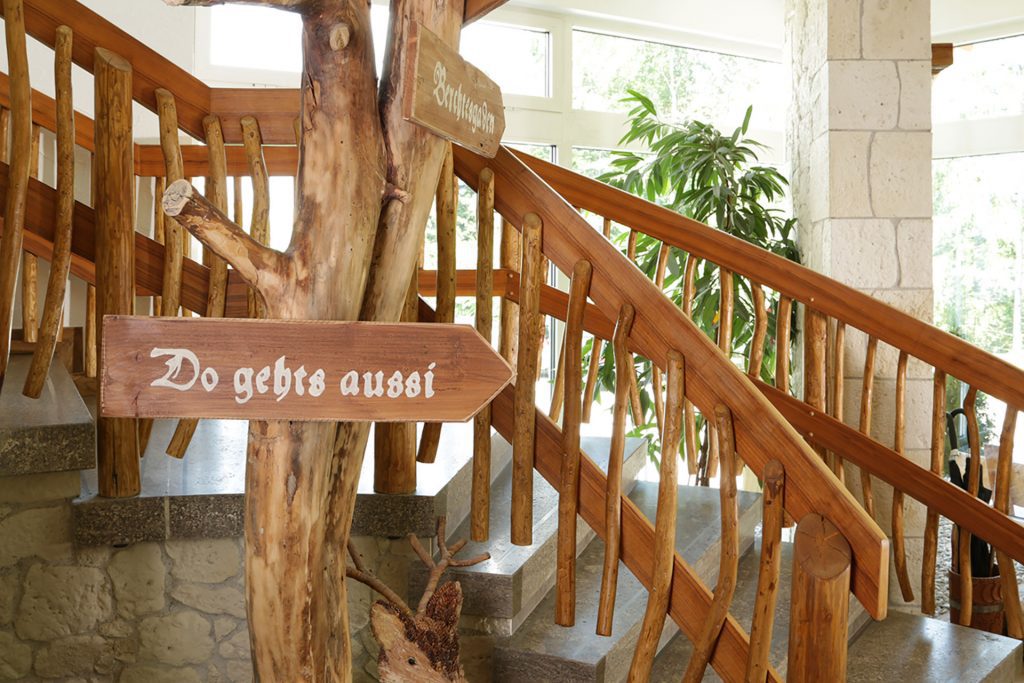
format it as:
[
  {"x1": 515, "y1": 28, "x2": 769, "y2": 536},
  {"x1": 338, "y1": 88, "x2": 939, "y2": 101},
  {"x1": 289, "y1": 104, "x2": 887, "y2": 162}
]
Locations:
[
  {"x1": 371, "y1": 581, "x2": 466, "y2": 682},
  {"x1": 347, "y1": 518, "x2": 488, "y2": 683}
]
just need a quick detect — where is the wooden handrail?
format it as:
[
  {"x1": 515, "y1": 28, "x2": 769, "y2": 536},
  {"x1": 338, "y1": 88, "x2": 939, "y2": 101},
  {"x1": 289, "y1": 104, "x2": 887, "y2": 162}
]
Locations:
[
  {"x1": 510, "y1": 151, "x2": 1024, "y2": 411},
  {"x1": 454, "y1": 146, "x2": 890, "y2": 619}
]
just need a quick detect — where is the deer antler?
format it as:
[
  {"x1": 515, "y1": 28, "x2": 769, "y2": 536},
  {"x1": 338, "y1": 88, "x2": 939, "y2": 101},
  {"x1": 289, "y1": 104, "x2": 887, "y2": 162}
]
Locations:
[
  {"x1": 409, "y1": 517, "x2": 490, "y2": 615},
  {"x1": 346, "y1": 541, "x2": 414, "y2": 618}
]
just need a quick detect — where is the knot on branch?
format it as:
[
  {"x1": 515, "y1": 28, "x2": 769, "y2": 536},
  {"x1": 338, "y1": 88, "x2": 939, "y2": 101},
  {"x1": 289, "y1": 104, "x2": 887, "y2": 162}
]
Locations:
[{"x1": 330, "y1": 22, "x2": 352, "y2": 51}]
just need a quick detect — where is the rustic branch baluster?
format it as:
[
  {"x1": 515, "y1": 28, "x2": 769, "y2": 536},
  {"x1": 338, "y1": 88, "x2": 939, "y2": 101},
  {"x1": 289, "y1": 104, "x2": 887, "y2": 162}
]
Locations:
[
  {"x1": 582, "y1": 217, "x2": 614, "y2": 422},
  {"x1": 498, "y1": 215, "x2": 520, "y2": 365},
  {"x1": 891, "y1": 350, "x2": 914, "y2": 602},
  {"x1": 804, "y1": 308, "x2": 828, "y2": 466},
  {"x1": 747, "y1": 282, "x2": 767, "y2": 380},
  {"x1": 958, "y1": 385, "x2": 982, "y2": 626},
  {"x1": 24, "y1": 26, "x2": 73, "y2": 398},
  {"x1": 418, "y1": 143, "x2": 456, "y2": 465},
  {"x1": 511, "y1": 213, "x2": 543, "y2": 546},
  {"x1": 555, "y1": 258, "x2": 593, "y2": 626},
  {"x1": 775, "y1": 295, "x2": 792, "y2": 394},
  {"x1": 683, "y1": 403, "x2": 740, "y2": 683},
  {"x1": 471, "y1": 167, "x2": 495, "y2": 541},
  {"x1": 682, "y1": 253, "x2": 699, "y2": 477},
  {"x1": 650, "y1": 242, "x2": 670, "y2": 432},
  {"x1": 166, "y1": 115, "x2": 231, "y2": 458},
  {"x1": 858, "y1": 336, "x2": 879, "y2": 519},
  {"x1": 596, "y1": 303, "x2": 636, "y2": 636},
  {"x1": 155, "y1": 88, "x2": 184, "y2": 317},
  {"x1": 0, "y1": 0, "x2": 31, "y2": 388},
  {"x1": 628, "y1": 349, "x2": 683, "y2": 682},
  {"x1": 20, "y1": 125, "x2": 40, "y2": 344},
  {"x1": 995, "y1": 405, "x2": 1023, "y2": 638},
  {"x1": 745, "y1": 459, "x2": 785, "y2": 683},
  {"x1": 830, "y1": 320, "x2": 847, "y2": 482},
  {"x1": 241, "y1": 115, "x2": 270, "y2": 319},
  {"x1": 922, "y1": 368, "x2": 947, "y2": 615}
]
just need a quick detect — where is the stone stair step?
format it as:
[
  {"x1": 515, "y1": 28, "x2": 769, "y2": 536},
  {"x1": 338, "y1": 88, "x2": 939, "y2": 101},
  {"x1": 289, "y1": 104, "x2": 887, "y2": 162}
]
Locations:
[
  {"x1": 414, "y1": 435, "x2": 648, "y2": 637},
  {"x1": 0, "y1": 354, "x2": 94, "y2": 477},
  {"x1": 73, "y1": 420, "x2": 509, "y2": 545},
  {"x1": 847, "y1": 612, "x2": 1023, "y2": 683},
  {"x1": 492, "y1": 484, "x2": 762, "y2": 682},
  {"x1": 650, "y1": 538, "x2": 870, "y2": 681}
]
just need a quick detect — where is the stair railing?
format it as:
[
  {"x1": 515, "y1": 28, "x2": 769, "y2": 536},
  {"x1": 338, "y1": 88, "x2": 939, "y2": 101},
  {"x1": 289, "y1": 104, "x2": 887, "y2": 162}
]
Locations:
[{"x1": 11, "y1": 0, "x2": 1024, "y2": 677}]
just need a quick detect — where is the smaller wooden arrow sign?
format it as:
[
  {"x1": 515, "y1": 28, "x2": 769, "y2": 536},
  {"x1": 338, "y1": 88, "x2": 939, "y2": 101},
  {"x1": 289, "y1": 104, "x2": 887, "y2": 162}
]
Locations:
[
  {"x1": 100, "y1": 317, "x2": 514, "y2": 423},
  {"x1": 402, "y1": 22, "x2": 505, "y2": 157}
]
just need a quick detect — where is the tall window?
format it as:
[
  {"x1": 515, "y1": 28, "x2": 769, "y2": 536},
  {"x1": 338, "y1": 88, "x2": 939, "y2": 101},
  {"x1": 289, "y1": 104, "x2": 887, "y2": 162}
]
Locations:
[{"x1": 572, "y1": 30, "x2": 785, "y2": 131}]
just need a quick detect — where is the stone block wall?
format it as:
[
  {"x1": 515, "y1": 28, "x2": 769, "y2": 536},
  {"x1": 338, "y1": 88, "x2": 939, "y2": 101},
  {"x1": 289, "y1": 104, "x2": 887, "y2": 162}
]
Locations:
[
  {"x1": 0, "y1": 470, "x2": 424, "y2": 682},
  {"x1": 786, "y1": 0, "x2": 934, "y2": 607}
]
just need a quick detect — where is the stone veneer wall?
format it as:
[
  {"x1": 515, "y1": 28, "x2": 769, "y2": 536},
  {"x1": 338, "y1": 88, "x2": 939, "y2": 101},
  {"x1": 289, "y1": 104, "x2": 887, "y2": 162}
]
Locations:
[
  {"x1": 0, "y1": 470, "x2": 427, "y2": 682},
  {"x1": 786, "y1": 0, "x2": 934, "y2": 605}
]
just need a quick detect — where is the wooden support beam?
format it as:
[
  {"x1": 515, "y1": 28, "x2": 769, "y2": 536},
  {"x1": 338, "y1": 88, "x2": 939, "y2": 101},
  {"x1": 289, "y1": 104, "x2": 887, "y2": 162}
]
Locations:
[
  {"x1": 93, "y1": 46, "x2": 139, "y2": 497},
  {"x1": 932, "y1": 43, "x2": 954, "y2": 75}
]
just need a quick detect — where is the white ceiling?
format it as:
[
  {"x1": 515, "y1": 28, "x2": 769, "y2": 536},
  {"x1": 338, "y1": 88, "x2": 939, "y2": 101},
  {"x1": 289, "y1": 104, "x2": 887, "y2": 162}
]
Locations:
[{"x1": 513, "y1": 0, "x2": 1024, "y2": 54}]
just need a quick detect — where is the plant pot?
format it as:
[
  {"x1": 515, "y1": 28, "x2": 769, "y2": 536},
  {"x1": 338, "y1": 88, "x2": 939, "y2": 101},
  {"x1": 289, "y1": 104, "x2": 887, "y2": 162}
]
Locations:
[{"x1": 947, "y1": 569, "x2": 1005, "y2": 634}]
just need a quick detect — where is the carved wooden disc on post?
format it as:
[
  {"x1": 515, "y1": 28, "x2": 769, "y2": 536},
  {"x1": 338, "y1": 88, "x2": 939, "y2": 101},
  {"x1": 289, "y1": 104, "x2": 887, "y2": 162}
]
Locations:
[
  {"x1": 100, "y1": 316, "x2": 513, "y2": 423},
  {"x1": 402, "y1": 22, "x2": 505, "y2": 157}
]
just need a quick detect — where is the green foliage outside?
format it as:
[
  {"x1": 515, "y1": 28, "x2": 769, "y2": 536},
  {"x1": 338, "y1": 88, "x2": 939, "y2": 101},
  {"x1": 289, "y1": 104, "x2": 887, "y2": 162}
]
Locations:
[{"x1": 588, "y1": 91, "x2": 801, "y2": 464}]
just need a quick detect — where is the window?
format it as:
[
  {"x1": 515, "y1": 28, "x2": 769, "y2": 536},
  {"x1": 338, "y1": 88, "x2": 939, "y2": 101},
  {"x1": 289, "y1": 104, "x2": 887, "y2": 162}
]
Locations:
[
  {"x1": 461, "y1": 23, "x2": 551, "y2": 98},
  {"x1": 571, "y1": 30, "x2": 785, "y2": 130},
  {"x1": 933, "y1": 35, "x2": 1024, "y2": 123}
]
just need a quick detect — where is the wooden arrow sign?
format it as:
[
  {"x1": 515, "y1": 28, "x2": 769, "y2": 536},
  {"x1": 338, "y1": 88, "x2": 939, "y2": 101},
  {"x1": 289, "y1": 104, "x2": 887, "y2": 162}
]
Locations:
[
  {"x1": 402, "y1": 22, "x2": 505, "y2": 157},
  {"x1": 99, "y1": 317, "x2": 514, "y2": 423}
]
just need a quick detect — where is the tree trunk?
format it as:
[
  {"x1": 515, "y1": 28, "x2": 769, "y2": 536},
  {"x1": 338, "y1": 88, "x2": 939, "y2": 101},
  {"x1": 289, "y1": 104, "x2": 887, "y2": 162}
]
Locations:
[{"x1": 164, "y1": 0, "x2": 462, "y2": 679}]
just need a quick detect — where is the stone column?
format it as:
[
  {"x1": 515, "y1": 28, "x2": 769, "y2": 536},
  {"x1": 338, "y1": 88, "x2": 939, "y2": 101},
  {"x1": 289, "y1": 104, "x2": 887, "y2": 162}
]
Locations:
[{"x1": 786, "y1": 0, "x2": 933, "y2": 608}]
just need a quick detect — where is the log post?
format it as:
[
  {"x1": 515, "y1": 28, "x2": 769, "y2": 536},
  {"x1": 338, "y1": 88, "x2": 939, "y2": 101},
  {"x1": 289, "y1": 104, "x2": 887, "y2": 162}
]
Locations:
[
  {"x1": 0, "y1": 0, "x2": 31, "y2": 389},
  {"x1": 512, "y1": 213, "x2": 543, "y2": 546},
  {"x1": 24, "y1": 26, "x2": 74, "y2": 398},
  {"x1": 471, "y1": 167, "x2": 495, "y2": 539},
  {"x1": 787, "y1": 514, "x2": 851, "y2": 683},
  {"x1": 94, "y1": 47, "x2": 139, "y2": 498}
]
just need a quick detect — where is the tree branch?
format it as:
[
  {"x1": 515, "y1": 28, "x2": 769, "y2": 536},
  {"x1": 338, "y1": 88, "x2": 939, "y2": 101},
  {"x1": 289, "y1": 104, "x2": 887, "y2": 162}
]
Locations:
[
  {"x1": 162, "y1": 179, "x2": 287, "y2": 299},
  {"x1": 164, "y1": 0, "x2": 307, "y2": 9}
]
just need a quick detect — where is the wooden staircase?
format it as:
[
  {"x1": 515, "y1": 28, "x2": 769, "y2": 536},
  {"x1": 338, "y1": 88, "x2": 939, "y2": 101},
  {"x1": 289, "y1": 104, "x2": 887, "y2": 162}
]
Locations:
[{"x1": 2, "y1": 1, "x2": 1024, "y2": 681}]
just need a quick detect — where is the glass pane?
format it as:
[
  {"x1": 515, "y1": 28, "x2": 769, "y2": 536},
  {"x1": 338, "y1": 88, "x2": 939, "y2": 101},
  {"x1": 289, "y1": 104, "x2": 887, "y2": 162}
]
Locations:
[
  {"x1": 507, "y1": 142, "x2": 556, "y2": 162},
  {"x1": 572, "y1": 30, "x2": 784, "y2": 130},
  {"x1": 933, "y1": 35, "x2": 1024, "y2": 123},
  {"x1": 209, "y1": 6, "x2": 303, "y2": 73},
  {"x1": 209, "y1": 5, "x2": 391, "y2": 75},
  {"x1": 461, "y1": 23, "x2": 549, "y2": 97}
]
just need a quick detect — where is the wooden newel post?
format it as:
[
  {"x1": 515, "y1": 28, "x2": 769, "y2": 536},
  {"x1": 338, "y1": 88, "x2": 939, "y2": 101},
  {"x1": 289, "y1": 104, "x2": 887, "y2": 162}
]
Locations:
[
  {"x1": 94, "y1": 47, "x2": 140, "y2": 498},
  {"x1": 787, "y1": 513, "x2": 851, "y2": 683}
]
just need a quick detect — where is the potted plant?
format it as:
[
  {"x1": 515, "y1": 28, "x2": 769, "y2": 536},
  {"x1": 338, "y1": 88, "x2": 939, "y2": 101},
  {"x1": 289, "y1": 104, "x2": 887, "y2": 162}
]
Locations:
[{"x1": 591, "y1": 90, "x2": 800, "y2": 477}]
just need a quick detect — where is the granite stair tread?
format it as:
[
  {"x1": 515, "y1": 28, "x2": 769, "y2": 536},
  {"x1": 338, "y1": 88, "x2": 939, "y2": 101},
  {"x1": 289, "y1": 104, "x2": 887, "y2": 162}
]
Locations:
[
  {"x1": 492, "y1": 483, "x2": 761, "y2": 682},
  {"x1": 415, "y1": 435, "x2": 647, "y2": 636},
  {"x1": 73, "y1": 420, "x2": 510, "y2": 545},
  {"x1": 0, "y1": 354, "x2": 94, "y2": 477},
  {"x1": 847, "y1": 611, "x2": 1023, "y2": 683}
]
